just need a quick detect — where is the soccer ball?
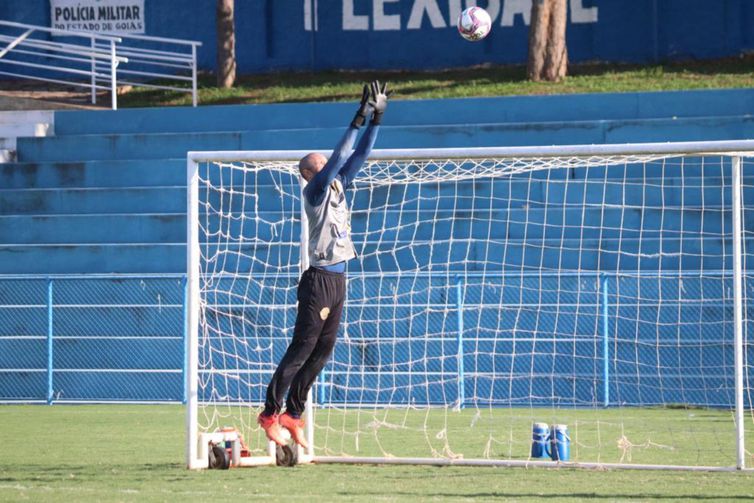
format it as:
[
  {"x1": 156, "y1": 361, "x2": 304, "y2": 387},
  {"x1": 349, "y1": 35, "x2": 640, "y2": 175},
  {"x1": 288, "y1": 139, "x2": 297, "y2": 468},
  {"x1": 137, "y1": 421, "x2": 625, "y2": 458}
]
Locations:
[{"x1": 457, "y1": 7, "x2": 492, "y2": 42}]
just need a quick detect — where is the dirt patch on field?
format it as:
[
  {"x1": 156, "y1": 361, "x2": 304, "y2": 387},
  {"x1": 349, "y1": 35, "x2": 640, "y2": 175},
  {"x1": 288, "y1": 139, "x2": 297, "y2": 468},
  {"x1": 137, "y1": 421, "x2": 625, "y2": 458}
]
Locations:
[{"x1": 0, "y1": 81, "x2": 109, "y2": 110}]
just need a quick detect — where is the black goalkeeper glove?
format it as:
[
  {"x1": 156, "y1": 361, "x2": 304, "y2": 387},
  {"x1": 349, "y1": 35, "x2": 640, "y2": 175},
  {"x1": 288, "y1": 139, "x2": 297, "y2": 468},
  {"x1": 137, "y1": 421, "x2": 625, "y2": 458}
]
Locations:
[
  {"x1": 368, "y1": 80, "x2": 391, "y2": 125},
  {"x1": 350, "y1": 84, "x2": 371, "y2": 129}
]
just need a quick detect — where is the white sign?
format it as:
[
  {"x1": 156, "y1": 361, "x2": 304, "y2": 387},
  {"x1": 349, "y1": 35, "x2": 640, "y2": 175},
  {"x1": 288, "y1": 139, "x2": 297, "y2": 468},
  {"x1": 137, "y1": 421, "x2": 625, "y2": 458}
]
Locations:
[
  {"x1": 325, "y1": 0, "x2": 597, "y2": 32},
  {"x1": 50, "y1": 0, "x2": 145, "y2": 34}
]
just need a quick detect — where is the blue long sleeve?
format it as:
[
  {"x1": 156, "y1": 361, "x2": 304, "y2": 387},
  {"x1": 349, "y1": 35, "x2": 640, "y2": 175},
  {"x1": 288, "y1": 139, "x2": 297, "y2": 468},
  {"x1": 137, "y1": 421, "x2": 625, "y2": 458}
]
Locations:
[
  {"x1": 338, "y1": 124, "x2": 379, "y2": 190},
  {"x1": 305, "y1": 126, "x2": 358, "y2": 206}
]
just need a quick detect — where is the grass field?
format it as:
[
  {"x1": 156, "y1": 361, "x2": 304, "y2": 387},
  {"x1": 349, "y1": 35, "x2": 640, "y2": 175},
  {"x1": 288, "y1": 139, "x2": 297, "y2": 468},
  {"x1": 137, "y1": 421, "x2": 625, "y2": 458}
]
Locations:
[
  {"x1": 118, "y1": 55, "x2": 754, "y2": 108},
  {"x1": 2, "y1": 405, "x2": 753, "y2": 502}
]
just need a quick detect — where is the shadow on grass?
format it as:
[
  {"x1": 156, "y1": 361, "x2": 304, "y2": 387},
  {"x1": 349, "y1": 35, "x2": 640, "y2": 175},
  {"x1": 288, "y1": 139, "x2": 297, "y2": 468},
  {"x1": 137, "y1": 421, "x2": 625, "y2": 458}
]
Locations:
[
  {"x1": 568, "y1": 55, "x2": 754, "y2": 78},
  {"x1": 345, "y1": 490, "x2": 754, "y2": 501},
  {"x1": 0, "y1": 462, "x2": 186, "y2": 480}
]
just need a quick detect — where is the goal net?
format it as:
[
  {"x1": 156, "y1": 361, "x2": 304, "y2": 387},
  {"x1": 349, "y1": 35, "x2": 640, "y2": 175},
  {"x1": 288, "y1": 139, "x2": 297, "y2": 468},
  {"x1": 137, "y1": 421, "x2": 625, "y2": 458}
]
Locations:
[{"x1": 186, "y1": 142, "x2": 754, "y2": 470}]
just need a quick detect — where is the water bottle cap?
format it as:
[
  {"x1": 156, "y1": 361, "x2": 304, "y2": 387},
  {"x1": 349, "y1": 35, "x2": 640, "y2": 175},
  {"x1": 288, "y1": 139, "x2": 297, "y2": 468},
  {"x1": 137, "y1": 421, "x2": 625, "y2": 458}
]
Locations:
[
  {"x1": 532, "y1": 422, "x2": 549, "y2": 429},
  {"x1": 552, "y1": 424, "x2": 569, "y2": 430}
]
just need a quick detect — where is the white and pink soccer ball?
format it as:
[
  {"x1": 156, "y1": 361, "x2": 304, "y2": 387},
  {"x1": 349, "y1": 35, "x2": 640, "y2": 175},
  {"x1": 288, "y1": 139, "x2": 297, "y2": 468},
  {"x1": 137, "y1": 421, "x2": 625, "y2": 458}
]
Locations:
[{"x1": 457, "y1": 7, "x2": 492, "y2": 42}]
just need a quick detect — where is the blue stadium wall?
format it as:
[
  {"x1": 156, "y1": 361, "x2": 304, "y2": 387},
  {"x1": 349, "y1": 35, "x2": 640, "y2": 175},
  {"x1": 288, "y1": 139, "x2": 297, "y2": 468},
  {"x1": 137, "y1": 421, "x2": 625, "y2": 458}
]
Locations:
[
  {"x1": 1, "y1": 0, "x2": 753, "y2": 72},
  {"x1": 2, "y1": 90, "x2": 754, "y2": 407}
]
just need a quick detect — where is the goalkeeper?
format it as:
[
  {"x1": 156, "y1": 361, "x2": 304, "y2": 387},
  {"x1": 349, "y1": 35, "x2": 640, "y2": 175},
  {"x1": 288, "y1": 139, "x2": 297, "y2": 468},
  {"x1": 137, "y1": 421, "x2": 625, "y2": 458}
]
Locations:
[{"x1": 258, "y1": 81, "x2": 390, "y2": 448}]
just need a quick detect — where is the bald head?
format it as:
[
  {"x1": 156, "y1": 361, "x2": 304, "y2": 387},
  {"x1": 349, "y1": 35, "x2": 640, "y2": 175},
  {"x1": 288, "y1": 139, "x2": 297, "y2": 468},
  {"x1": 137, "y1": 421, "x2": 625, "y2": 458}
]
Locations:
[{"x1": 299, "y1": 153, "x2": 327, "y2": 182}]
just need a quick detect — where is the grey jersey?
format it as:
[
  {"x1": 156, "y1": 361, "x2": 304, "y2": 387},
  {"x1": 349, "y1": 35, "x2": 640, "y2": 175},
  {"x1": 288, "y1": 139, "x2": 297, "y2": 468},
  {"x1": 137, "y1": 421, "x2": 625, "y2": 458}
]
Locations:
[{"x1": 304, "y1": 177, "x2": 356, "y2": 267}]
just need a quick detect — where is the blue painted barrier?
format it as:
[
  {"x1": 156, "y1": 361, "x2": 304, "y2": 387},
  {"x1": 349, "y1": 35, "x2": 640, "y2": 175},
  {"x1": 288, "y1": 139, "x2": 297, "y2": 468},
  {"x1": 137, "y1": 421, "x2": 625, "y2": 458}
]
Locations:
[
  {"x1": 0, "y1": 187, "x2": 185, "y2": 214},
  {"x1": 0, "y1": 160, "x2": 185, "y2": 189},
  {"x1": 18, "y1": 115, "x2": 754, "y2": 162},
  {"x1": 0, "y1": 215, "x2": 184, "y2": 244},
  {"x1": 52, "y1": 90, "x2": 754, "y2": 136},
  {"x1": 0, "y1": 275, "x2": 184, "y2": 402},
  {"x1": 1, "y1": 274, "x2": 752, "y2": 405}
]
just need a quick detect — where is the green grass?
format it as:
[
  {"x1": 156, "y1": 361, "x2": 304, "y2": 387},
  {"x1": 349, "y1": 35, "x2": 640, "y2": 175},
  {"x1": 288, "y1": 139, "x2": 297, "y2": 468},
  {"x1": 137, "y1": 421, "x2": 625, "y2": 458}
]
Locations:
[
  {"x1": 118, "y1": 55, "x2": 754, "y2": 108},
  {"x1": 2, "y1": 405, "x2": 754, "y2": 502}
]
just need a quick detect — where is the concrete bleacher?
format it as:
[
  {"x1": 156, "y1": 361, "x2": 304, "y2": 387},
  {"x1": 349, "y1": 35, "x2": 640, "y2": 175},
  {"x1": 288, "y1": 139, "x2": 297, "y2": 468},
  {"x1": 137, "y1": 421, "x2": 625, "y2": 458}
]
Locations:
[
  {"x1": 1, "y1": 88, "x2": 753, "y2": 403},
  {"x1": 3, "y1": 88, "x2": 754, "y2": 275},
  {"x1": 0, "y1": 110, "x2": 53, "y2": 162}
]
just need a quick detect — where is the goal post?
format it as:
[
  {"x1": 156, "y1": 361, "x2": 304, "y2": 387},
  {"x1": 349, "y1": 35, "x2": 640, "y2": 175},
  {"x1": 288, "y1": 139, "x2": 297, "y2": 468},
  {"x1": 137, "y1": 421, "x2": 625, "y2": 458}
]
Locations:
[{"x1": 187, "y1": 140, "x2": 754, "y2": 471}]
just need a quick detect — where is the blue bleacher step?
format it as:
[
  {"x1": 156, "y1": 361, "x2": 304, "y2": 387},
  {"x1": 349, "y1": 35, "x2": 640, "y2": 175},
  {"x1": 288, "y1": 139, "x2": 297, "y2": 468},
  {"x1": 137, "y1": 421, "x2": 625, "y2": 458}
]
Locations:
[
  {"x1": 17, "y1": 115, "x2": 754, "y2": 163},
  {"x1": 53, "y1": 89, "x2": 754, "y2": 136},
  {"x1": 0, "y1": 214, "x2": 185, "y2": 244},
  {"x1": 0, "y1": 187, "x2": 185, "y2": 215},
  {"x1": 0, "y1": 203, "x2": 736, "y2": 259},
  {"x1": 3, "y1": 236, "x2": 747, "y2": 274},
  {"x1": 0, "y1": 244, "x2": 184, "y2": 274},
  {"x1": 0, "y1": 159, "x2": 185, "y2": 189},
  {"x1": 196, "y1": 177, "x2": 747, "y2": 213},
  {"x1": 239, "y1": 207, "x2": 745, "y2": 241}
]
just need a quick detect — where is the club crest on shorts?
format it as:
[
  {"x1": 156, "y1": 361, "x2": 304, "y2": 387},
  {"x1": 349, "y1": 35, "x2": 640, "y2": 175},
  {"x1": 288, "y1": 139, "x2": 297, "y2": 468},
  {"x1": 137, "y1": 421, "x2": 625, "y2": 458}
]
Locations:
[{"x1": 319, "y1": 307, "x2": 330, "y2": 320}]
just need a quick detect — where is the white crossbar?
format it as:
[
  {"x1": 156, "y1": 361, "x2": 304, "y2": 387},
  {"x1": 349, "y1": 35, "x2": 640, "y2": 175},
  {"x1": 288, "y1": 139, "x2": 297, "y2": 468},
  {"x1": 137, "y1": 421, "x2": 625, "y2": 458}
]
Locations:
[{"x1": 188, "y1": 139, "x2": 754, "y2": 163}]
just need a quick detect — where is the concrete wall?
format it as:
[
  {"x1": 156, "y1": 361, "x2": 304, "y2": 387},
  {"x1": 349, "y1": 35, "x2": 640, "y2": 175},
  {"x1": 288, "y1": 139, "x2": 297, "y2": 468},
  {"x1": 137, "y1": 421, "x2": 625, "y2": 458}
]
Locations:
[{"x1": 1, "y1": 0, "x2": 752, "y2": 72}]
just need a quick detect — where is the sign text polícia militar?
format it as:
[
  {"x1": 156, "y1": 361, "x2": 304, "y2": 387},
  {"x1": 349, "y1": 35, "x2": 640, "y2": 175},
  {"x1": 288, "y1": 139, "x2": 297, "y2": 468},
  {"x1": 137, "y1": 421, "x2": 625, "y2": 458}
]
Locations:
[{"x1": 51, "y1": 0, "x2": 145, "y2": 34}]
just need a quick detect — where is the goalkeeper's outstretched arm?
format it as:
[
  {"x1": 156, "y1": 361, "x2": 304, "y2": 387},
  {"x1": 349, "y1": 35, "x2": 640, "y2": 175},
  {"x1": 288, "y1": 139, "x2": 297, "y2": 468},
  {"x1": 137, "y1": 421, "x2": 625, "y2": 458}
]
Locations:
[
  {"x1": 339, "y1": 81, "x2": 391, "y2": 189},
  {"x1": 304, "y1": 127, "x2": 357, "y2": 205},
  {"x1": 304, "y1": 84, "x2": 375, "y2": 206},
  {"x1": 338, "y1": 124, "x2": 379, "y2": 189}
]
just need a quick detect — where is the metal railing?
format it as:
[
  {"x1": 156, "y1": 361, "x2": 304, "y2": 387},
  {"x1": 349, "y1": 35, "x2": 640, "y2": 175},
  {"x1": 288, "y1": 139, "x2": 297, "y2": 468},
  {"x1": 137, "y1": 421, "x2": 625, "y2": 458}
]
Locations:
[
  {"x1": 0, "y1": 20, "x2": 126, "y2": 109},
  {"x1": 92, "y1": 32, "x2": 201, "y2": 107},
  {"x1": 0, "y1": 20, "x2": 201, "y2": 110},
  {"x1": 0, "y1": 273, "x2": 186, "y2": 404},
  {"x1": 0, "y1": 270, "x2": 745, "y2": 407}
]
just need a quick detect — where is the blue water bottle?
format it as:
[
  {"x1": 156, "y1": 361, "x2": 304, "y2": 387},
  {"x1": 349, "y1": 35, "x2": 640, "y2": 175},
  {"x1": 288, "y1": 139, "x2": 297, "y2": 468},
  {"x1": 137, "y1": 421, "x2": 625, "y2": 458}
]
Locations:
[
  {"x1": 530, "y1": 422, "x2": 550, "y2": 459},
  {"x1": 549, "y1": 424, "x2": 570, "y2": 461}
]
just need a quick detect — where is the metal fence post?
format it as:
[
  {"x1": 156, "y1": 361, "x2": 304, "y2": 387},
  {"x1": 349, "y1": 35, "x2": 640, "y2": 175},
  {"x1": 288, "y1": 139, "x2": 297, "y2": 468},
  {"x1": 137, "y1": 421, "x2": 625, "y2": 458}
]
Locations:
[
  {"x1": 90, "y1": 37, "x2": 96, "y2": 104},
  {"x1": 455, "y1": 277, "x2": 465, "y2": 409},
  {"x1": 110, "y1": 39, "x2": 117, "y2": 110},
  {"x1": 182, "y1": 275, "x2": 189, "y2": 405},
  {"x1": 46, "y1": 278, "x2": 54, "y2": 405},
  {"x1": 601, "y1": 274, "x2": 610, "y2": 408},
  {"x1": 191, "y1": 43, "x2": 198, "y2": 107}
]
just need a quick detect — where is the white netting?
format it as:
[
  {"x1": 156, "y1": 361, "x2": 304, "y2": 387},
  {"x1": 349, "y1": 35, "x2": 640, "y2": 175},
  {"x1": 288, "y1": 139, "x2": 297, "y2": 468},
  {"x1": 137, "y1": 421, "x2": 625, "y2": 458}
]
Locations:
[{"x1": 193, "y1": 152, "x2": 752, "y2": 468}]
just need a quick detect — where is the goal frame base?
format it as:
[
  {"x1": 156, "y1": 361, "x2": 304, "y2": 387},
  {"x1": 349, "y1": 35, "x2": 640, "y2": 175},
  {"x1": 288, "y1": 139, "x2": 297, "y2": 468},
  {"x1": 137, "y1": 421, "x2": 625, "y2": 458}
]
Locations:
[
  {"x1": 190, "y1": 452, "x2": 748, "y2": 472},
  {"x1": 313, "y1": 456, "x2": 749, "y2": 472}
]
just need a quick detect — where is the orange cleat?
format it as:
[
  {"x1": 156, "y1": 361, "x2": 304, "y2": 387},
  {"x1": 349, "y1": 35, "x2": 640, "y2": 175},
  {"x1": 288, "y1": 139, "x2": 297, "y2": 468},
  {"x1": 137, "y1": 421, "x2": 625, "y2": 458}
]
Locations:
[
  {"x1": 279, "y1": 412, "x2": 309, "y2": 449},
  {"x1": 257, "y1": 413, "x2": 286, "y2": 446}
]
